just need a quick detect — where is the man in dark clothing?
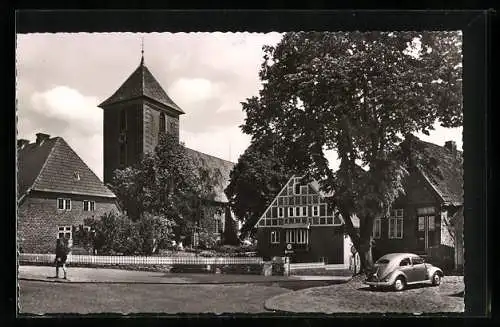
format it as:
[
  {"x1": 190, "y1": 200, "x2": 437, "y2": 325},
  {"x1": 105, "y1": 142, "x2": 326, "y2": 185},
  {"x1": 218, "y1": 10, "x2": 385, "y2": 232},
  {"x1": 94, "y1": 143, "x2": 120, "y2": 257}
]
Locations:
[{"x1": 55, "y1": 238, "x2": 69, "y2": 279}]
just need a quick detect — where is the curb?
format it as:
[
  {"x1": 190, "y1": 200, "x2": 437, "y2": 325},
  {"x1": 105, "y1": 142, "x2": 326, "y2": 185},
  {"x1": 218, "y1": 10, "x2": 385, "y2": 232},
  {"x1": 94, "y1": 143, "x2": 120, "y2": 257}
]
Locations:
[{"x1": 19, "y1": 276, "x2": 351, "y2": 286}]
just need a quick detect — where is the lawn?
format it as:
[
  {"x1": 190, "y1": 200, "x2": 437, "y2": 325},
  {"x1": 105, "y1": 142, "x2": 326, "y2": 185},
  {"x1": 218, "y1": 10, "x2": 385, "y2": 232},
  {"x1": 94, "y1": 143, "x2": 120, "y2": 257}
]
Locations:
[
  {"x1": 265, "y1": 276, "x2": 465, "y2": 314},
  {"x1": 18, "y1": 280, "x2": 290, "y2": 314}
]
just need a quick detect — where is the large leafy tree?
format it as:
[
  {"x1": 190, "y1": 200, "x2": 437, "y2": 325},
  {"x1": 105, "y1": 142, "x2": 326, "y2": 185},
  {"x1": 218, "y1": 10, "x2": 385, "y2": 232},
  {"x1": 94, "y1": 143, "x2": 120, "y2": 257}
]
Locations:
[
  {"x1": 225, "y1": 136, "x2": 290, "y2": 239},
  {"x1": 241, "y1": 31, "x2": 462, "y2": 272},
  {"x1": 111, "y1": 132, "x2": 219, "y2": 241}
]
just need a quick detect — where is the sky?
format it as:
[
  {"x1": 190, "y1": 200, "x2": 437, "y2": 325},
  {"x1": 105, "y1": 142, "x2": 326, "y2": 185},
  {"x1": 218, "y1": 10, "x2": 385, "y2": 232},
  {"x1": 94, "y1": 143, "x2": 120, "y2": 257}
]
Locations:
[{"x1": 16, "y1": 32, "x2": 463, "y2": 181}]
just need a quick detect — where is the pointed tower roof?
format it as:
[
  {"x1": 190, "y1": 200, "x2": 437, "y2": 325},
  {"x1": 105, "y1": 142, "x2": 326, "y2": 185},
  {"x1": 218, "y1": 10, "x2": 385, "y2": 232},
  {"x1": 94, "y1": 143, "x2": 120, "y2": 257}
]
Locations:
[{"x1": 98, "y1": 59, "x2": 185, "y2": 115}]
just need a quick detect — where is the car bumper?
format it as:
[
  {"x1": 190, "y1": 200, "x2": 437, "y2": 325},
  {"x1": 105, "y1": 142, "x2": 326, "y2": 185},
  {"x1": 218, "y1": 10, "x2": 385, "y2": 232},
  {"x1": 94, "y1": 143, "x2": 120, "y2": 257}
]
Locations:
[{"x1": 364, "y1": 280, "x2": 392, "y2": 287}]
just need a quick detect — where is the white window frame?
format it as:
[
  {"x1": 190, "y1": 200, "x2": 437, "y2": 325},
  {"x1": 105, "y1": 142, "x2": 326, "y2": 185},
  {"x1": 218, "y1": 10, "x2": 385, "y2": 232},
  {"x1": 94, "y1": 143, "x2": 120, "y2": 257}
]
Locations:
[
  {"x1": 389, "y1": 209, "x2": 404, "y2": 239},
  {"x1": 312, "y1": 205, "x2": 319, "y2": 217},
  {"x1": 57, "y1": 226, "x2": 72, "y2": 240},
  {"x1": 295, "y1": 206, "x2": 301, "y2": 217},
  {"x1": 373, "y1": 218, "x2": 382, "y2": 239},
  {"x1": 285, "y1": 229, "x2": 309, "y2": 244},
  {"x1": 278, "y1": 207, "x2": 284, "y2": 218},
  {"x1": 57, "y1": 198, "x2": 71, "y2": 211},
  {"x1": 83, "y1": 200, "x2": 96, "y2": 212},
  {"x1": 270, "y1": 230, "x2": 280, "y2": 244},
  {"x1": 301, "y1": 206, "x2": 307, "y2": 217},
  {"x1": 288, "y1": 207, "x2": 294, "y2": 217}
]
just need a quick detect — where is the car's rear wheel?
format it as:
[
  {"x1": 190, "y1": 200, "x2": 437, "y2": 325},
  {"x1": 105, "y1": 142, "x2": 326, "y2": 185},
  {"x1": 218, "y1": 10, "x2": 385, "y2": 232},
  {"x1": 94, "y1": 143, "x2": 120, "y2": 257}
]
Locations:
[
  {"x1": 431, "y1": 273, "x2": 442, "y2": 286},
  {"x1": 393, "y1": 277, "x2": 406, "y2": 291}
]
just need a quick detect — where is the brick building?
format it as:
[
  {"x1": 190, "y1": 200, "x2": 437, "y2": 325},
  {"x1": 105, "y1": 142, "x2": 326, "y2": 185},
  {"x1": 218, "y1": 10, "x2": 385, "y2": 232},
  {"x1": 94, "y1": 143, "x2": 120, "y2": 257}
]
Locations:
[
  {"x1": 98, "y1": 55, "x2": 236, "y2": 242},
  {"x1": 17, "y1": 133, "x2": 120, "y2": 253}
]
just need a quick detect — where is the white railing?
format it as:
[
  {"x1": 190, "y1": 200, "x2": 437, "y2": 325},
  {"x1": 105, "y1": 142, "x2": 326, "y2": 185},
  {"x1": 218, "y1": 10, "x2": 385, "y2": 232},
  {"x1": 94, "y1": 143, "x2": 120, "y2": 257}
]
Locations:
[{"x1": 18, "y1": 253, "x2": 264, "y2": 266}]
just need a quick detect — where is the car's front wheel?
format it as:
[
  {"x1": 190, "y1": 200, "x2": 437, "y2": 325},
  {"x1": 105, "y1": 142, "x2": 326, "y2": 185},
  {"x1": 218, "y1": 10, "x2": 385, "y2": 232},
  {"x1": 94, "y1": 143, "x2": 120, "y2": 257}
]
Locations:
[
  {"x1": 431, "y1": 273, "x2": 442, "y2": 286},
  {"x1": 393, "y1": 277, "x2": 406, "y2": 291}
]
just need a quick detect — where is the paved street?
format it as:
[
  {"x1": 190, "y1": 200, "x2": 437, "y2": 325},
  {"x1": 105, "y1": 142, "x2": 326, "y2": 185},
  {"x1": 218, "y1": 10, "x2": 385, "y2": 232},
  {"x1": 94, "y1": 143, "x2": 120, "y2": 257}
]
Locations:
[
  {"x1": 265, "y1": 276, "x2": 465, "y2": 313},
  {"x1": 19, "y1": 280, "x2": 289, "y2": 314},
  {"x1": 18, "y1": 266, "x2": 463, "y2": 314}
]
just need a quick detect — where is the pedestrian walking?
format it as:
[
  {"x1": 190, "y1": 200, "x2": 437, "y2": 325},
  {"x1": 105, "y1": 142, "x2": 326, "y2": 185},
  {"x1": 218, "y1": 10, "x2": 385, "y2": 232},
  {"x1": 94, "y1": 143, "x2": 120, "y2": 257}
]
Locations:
[{"x1": 54, "y1": 238, "x2": 70, "y2": 279}]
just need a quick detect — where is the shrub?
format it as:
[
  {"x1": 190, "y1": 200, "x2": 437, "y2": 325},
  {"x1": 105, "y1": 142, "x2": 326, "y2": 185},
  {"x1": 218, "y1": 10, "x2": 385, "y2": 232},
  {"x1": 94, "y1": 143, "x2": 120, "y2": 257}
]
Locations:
[
  {"x1": 136, "y1": 213, "x2": 176, "y2": 255},
  {"x1": 198, "y1": 250, "x2": 217, "y2": 257},
  {"x1": 83, "y1": 212, "x2": 175, "y2": 255},
  {"x1": 197, "y1": 231, "x2": 218, "y2": 250}
]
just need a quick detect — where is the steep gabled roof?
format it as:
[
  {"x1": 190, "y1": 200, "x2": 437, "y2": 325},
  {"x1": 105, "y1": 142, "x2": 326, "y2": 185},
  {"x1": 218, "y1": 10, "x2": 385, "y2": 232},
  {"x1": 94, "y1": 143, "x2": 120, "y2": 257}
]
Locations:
[
  {"x1": 185, "y1": 148, "x2": 235, "y2": 203},
  {"x1": 17, "y1": 136, "x2": 116, "y2": 200},
  {"x1": 414, "y1": 139, "x2": 463, "y2": 205},
  {"x1": 98, "y1": 61, "x2": 185, "y2": 115}
]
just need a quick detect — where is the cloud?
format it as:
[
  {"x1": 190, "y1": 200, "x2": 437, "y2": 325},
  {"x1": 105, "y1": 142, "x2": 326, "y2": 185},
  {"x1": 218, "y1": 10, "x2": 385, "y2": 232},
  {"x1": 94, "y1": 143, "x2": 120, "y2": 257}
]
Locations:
[
  {"x1": 16, "y1": 33, "x2": 284, "y2": 180},
  {"x1": 18, "y1": 86, "x2": 104, "y2": 178},
  {"x1": 168, "y1": 78, "x2": 221, "y2": 106},
  {"x1": 16, "y1": 32, "x2": 462, "y2": 184},
  {"x1": 30, "y1": 86, "x2": 101, "y2": 132}
]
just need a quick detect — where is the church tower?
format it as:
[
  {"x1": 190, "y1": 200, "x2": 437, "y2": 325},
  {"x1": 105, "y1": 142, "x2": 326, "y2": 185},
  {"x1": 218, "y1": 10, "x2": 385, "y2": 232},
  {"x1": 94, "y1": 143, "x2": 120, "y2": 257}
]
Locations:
[{"x1": 98, "y1": 53, "x2": 185, "y2": 185}]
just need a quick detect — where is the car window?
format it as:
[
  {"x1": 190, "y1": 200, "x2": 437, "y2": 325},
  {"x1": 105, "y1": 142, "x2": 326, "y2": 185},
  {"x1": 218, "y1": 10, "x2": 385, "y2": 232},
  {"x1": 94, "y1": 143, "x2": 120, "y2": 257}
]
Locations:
[
  {"x1": 399, "y1": 258, "x2": 411, "y2": 266},
  {"x1": 412, "y1": 257, "x2": 424, "y2": 265}
]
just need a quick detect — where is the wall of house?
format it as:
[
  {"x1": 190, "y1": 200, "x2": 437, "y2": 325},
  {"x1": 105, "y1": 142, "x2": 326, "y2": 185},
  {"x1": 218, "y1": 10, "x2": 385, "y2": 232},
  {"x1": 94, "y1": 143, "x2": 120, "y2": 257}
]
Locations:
[
  {"x1": 256, "y1": 226, "x2": 344, "y2": 264},
  {"x1": 372, "y1": 172, "x2": 444, "y2": 259},
  {"x1": 18, "y1": 191, "x2": 119, "y2": 253}
]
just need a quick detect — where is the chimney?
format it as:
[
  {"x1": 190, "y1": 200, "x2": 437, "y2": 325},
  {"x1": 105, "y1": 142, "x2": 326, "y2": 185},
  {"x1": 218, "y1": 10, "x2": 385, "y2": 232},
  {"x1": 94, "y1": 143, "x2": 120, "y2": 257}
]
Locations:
[
  {"x1": 17, "y1": 139, "x2": 30, "y2": 150},
  {"x1": 444, "y1": 140, "x2": 457, "y2": 154},
  {"x1": 36, "y1": 133, "x2": 50, "y2": 145}
]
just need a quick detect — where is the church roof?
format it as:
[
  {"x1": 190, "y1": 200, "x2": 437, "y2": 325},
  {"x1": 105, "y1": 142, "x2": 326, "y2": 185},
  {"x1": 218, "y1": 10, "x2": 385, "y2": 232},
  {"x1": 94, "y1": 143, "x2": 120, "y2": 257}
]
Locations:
[
  {"x1": 185, "y1": 148, "x2": 235, "y2": 203},
  {"x1": 98, "y1": 60, "x2": 185, "y2": 115},
  {"x1": 17, "y1": 135, "x2": 116, "y2": 201}
]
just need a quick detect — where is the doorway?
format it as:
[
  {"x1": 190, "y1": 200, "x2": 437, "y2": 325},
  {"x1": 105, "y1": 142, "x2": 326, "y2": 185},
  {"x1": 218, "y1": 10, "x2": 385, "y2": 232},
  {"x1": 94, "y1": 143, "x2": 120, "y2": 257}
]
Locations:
[{"x1": 416, "y1": 214, "x2": 436, "y2": 253}]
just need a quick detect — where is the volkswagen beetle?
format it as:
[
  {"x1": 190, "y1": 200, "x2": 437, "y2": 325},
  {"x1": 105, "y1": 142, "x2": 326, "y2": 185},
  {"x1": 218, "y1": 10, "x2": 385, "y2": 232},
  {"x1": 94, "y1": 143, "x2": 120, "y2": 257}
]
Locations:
[{"x1": 364, "y1": 253, "x2": 444, "y2": 291}]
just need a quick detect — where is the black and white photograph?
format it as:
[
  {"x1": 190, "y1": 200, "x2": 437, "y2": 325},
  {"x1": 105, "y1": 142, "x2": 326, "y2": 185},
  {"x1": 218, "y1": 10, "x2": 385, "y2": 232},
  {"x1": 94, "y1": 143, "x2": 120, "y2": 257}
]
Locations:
[{"x1": 16, "y1": 25, "x2": 469, "y2": 315}]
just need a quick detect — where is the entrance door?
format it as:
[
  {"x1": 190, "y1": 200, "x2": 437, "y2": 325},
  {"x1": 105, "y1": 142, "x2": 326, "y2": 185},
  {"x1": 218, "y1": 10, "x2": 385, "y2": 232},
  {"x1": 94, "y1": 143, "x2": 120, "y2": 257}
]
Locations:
[{"x1": 416, "y1": 215, "x2": 436, "y2": 253}]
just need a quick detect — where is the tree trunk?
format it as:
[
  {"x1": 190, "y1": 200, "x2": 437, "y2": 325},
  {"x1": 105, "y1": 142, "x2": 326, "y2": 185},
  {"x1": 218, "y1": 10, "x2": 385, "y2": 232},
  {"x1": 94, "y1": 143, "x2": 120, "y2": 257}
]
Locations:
[
  {"x1": 339, "y1": 204, "x2": 375, "y2": 275},
  {"x1": 358, "y1": 214, "x2": 375, "y2": 273}
]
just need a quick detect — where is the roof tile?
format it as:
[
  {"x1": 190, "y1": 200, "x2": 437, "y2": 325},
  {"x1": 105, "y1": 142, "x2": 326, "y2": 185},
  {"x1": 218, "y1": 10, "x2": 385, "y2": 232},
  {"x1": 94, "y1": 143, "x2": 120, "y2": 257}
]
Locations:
[
  {"x1": 18, "y1": 137, "x2": 116, "y2": 198},
  {"x1": 185, "y1": 148, "x2": 234, "y2": 203}
]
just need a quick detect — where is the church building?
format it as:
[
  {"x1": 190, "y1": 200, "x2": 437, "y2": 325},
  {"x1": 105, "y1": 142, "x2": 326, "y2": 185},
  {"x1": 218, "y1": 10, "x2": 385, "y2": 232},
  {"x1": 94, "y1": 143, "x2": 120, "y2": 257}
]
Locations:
[{"x1": 98, "y1": 54, "x2": 236, "y2": 243}]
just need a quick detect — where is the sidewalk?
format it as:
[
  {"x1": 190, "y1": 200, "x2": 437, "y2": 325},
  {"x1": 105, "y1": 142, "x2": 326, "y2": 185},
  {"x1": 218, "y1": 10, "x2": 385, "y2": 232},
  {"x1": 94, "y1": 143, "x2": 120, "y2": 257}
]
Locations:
[{"x1": 18, "y1": 265, "x2": 352, "y2": 284}]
